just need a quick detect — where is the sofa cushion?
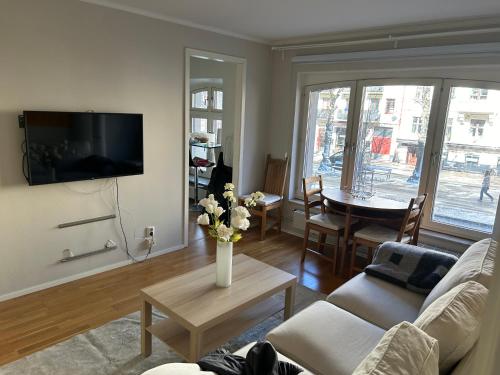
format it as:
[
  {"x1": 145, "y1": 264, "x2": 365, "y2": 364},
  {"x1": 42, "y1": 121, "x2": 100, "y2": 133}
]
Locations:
[
  {"x1": 414, "y1": 281, "x2": 488, "y2": 374},
  {"x1": 266, "y1": 301, "x2": 385, "y2": 375},
  {"x1": 352, "y1": 321, "x2": 439, "y2": 375},
  {"x1": 141, "y1": 364, "x2": 215, "y2": 375},
  {"x1": 234, "y1": 342, "x2": 314, "y2": 375},
  {"x1": 419, "y1": 238, "x2": 496, "y2": 314},
  {"x1": 327, "y1": 273, "x2": 425, "y2": 330}
]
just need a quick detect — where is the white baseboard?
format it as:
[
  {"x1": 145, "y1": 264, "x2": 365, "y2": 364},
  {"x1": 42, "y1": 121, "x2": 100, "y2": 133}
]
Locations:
[{"x1": 0, "y1": 244, "x2": 186, "y2": 303}]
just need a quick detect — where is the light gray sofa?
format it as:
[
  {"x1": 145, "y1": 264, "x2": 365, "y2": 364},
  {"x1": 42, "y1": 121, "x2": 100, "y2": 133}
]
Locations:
[
  {"x1": 237, "y1": 238, "x2": 496, "y2": 375},
  {"x1": 143, "y1": 238, "x2": 496, "y2": 375}
]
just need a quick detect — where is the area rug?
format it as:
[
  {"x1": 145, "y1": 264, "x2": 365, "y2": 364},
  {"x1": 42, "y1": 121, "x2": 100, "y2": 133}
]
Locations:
[{"x1": 0, "y1": 285, "x2": 324, "y2": 375}]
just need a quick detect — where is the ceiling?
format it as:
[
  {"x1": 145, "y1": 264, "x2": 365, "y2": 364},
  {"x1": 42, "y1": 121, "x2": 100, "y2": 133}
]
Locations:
[{"x1": 82, "y1": 0, "x2": 500, "y2": 43}]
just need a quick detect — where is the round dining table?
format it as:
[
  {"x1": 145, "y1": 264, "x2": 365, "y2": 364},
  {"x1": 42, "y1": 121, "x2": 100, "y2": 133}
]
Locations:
[{"x1": 322, "y1": 188, "x2": 410, "y2": 273}]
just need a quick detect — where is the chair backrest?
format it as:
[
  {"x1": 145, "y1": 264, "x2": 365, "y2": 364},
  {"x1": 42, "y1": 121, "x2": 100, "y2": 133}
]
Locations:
[
  {"x1": 397, "y1": 194, "x2": 428, "y2": 242},
  {"x1": 302, "y1": 175, "x2": 325, "y2": 220},
  {"x1": 263, "y1": 154, "x2": 289, "y2": 197}
]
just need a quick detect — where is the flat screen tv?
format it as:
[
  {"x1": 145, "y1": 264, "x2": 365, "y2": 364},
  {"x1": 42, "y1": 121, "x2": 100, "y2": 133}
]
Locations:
[{"x1": 23, "y1": 111, "x2": 144, "y2": 185}]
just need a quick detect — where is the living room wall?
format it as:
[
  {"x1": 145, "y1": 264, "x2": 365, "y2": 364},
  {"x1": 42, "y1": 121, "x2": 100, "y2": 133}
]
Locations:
[{"x1": 0, "y1": 0, "x2": 271, "y2": 299}]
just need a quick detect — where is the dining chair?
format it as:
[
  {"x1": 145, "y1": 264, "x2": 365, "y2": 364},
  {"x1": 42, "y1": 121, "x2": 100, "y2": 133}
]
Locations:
[
  {"x1": 301, "y1": 176, "x2": 346, "y2": 273},
  {"x1": 240, "y1": 154, "x2": 288, "y2": 240},
  {"x1": 349, "y1": 193, "x2": 428, "y2": 278},
  {"x1": 189, "y1": 151, "x2": 214, "y2": 210}
]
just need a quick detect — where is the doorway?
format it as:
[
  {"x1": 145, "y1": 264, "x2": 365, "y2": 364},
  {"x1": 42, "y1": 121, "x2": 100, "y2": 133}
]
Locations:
[{"x1": 184, "y1": 49, "x2": 246, "y2": 246}]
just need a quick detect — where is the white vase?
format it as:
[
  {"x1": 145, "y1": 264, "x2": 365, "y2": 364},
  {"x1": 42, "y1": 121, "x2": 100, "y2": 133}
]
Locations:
[{"x1": 216, "y1": 241, "x2": 233, "y2": 287}]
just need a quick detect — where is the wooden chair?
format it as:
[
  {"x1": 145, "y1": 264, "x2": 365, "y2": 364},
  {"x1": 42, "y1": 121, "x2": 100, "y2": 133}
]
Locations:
[
  {"x1": 301, "y1": 176, "x2": 346, "y2": 273},
  {"x1": 240, "y1": 154, "x2": 288, "y2": 240},
  {"x1": 349, "y1": 193, "x2": 428, "y2": 278}
]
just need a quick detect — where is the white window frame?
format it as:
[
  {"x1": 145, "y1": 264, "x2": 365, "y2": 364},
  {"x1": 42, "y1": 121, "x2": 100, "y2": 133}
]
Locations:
[
  {"x1": 422, "y1": 79, "x2": 500, "y2": 240},
  {"x1": 349, "y1": 78, "x2": 443, "y2": 199},
  {"x1": 296, "y1": 77, "x2": 500, "y2": 239},
  {"x1": 294, "y1": 80, "x2": 358, "y2": 199},
  {"x1": 211, "y1": 88, "x2": 224, "y2": 112},
  {"x1": 191, "y1": 87, "x2": 210, "y2": 111}
]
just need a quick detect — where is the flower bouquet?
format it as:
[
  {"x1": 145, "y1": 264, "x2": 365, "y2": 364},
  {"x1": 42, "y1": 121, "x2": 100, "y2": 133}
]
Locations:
[{"x1": 197, "y1": 183, "x2": 264, "y2": 287}]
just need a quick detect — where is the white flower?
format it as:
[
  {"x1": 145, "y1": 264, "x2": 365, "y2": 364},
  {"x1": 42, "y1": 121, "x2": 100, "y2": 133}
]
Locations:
[
  {"x1": 223, "y1": 190, "x2": 236, "y2": 202},
  {"x1": 231, "y1": 215, "x2": 250, "y2": 231},
  {"x1": 197, "y1": 213, "x2": 210, "y2": 225},
  {"x1": 214, "y1": 206, "x2": 225, "y2": 217},
  {"x1": 216, "y1": 224, "x2": 234, "y2": 242},
  {"x1": 205, "y1": 203, "x2": 215, "y2": 214},
  {"x1": 200, "y1": 194, "x2": 218, "y2": 208},
  {"x1": 224, "y1": 183, "x2": 235, "y2": 191},
  {"x1": 244, "y1": 197, "x2": 256, "y2": 207},
  {"x1": 198, "y1": 197, "x2": 209, "y2": 208},
  {"x1": 233, "y1": 206, "x2": 250, "y2": 218},
  {"x1": 200, "y1": 194, "x2": 219, "y2": 213},
  {"x1": 251, "y1": 191, "x2": 265, "y2": 201}
]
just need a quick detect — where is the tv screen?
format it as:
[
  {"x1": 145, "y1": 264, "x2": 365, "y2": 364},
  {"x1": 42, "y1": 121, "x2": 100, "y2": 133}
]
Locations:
[{"x1": 24, "y1": 111, "x2": 144, "y2": 185}]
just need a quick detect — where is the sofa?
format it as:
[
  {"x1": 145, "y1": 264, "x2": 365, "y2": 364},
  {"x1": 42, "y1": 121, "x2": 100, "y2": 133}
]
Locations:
[{"x1": 143, "y1": 238, "x2": 496, "y2": 375}]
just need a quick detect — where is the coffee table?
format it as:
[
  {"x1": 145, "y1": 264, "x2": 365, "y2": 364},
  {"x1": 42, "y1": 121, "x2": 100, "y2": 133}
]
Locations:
[{"x1": 140, "y1": 254, "x2": 297, "y2": 361}]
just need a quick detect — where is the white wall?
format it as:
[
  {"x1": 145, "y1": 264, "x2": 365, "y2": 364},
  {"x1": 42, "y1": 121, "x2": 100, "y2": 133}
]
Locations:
[{"x1": 0, "y1": 0, "x2": 271, "y2": 299}]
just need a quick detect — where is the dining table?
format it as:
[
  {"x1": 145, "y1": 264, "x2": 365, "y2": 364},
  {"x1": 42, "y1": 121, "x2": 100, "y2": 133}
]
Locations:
[{"x1": 321, "y1": 188, "x2": 410, "y2": 273}]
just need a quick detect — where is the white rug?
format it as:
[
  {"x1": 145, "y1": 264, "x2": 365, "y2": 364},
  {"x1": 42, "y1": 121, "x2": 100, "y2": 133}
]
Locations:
[{"x1": 0, "y1": 285, "x2": 324, "y2": 375}]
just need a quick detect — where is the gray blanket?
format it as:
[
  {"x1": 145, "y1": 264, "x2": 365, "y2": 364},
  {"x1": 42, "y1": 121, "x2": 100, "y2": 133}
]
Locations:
[{"x1": 364, "y1": 242, "x2": 458, "y2": 294}]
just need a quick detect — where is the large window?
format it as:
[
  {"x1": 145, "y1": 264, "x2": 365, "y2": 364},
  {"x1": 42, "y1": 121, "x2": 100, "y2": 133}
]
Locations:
[{"x1": 299, "y1": 78, "x2": 500, "y2": 239}]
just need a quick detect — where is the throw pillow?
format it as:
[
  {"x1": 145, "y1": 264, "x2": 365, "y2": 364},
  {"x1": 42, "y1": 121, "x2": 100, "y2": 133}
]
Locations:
[
  {"x1": 353, "y1": 321, "x2": 439, "y2": 375},
  {"x1": 420, "y1": 238, "x2": 496, "y2": 314},
  {"x1": 414, "y1": 281, "x2": 488, "y2": 373}
]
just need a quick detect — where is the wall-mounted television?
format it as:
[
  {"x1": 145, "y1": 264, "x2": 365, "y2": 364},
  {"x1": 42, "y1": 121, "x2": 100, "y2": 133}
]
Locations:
[{"x1": 23, "y1": 111, "x2": 144, "y2": 185}]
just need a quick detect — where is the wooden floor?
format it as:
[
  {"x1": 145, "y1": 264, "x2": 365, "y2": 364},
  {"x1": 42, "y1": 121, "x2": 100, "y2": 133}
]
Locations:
[{"x1": 0, "y1": 213, "x2": 349, "y2": 366}]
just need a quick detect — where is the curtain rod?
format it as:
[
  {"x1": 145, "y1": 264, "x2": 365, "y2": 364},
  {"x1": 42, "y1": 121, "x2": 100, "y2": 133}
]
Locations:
[{"x1": 271, "y1": 27, "x2": 500, "y2": 51}]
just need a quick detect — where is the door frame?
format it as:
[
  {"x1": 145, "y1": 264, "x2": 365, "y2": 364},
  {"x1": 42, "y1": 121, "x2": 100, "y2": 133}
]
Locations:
[{"x1": 183, "y1": 48, "x2": 247, "y2": 246}]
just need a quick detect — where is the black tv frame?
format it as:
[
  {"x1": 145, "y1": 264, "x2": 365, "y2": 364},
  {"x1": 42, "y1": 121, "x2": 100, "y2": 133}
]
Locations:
[{"x1": 23, "y1": 110, "x2": 144, "y2": 186}]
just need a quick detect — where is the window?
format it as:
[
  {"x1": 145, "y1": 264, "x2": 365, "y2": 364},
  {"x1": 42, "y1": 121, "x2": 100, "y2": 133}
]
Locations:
[
  {"x1": 431, "y1": 86, "x2": 500, "y2": 234},
  {"x1": 302, "y1": 85, "x2": 354, "y2": 190},
  {"x1": 191, "y1": 87, "x2": 223, "y2": 111},
  {"x1": 385, "y1": 98, "x2": 396, "y2": 114},
  {"x1": 470, "y1": 119, "x2": 485, "y2": 137},
  {"x1": 352, "y1": 85, "x2": 434, "y2": 203},
  {"x1": 412, "y1": 117, "x2": 423, "y2": 133},
  {"x1": 299, "y1": 79, "x2": 500, "y2": 239},
  {"x1": 190, "y1": 86, "x2": 223, "y2": 161},
  {"x1": 191, "y1": 89, "x2": 209, "y2": 110},
  {"x1": 212, "y1": 89, "x2": 223, "y2": 111},
  {"x1": 191, "y1": 117, "x2": 208, "y2": 133},
  {"x1": 471, "y1": 88, "x2": 488, "y2": 100}
]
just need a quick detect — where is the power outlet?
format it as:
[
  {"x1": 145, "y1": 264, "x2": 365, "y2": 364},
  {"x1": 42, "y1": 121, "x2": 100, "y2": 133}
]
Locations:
[
  {"x1": 145, "y1": 226, "x2": 155, "y2": 239},
  {"x1": 145, "y1": 226, "x2": 156, "y2": 249}
]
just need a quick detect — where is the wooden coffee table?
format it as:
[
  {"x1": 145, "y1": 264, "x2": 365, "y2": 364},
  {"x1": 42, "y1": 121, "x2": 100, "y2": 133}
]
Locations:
[{"x1": 140, "y1": 254, "x2": 297, "y2": 361}]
